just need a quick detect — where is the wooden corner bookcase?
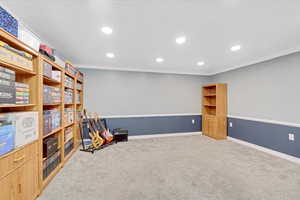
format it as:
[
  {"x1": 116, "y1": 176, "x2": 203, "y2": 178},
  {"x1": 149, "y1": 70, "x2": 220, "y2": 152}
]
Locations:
[
  {"x1": 0, "y1": 29, "x2": 84, "y2": 199},
  {"x1": 202, "y1": 83, "x2": 227, "y2": 140}
]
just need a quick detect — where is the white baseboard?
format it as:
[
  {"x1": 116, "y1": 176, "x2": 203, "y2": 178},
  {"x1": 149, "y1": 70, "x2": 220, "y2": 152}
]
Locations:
[
  {"x1": 129, "y1": 132, "x2": 202, "y2": 140},
  {"x1": 228, "y1": 137, "x2": 300, "y2": 165}
]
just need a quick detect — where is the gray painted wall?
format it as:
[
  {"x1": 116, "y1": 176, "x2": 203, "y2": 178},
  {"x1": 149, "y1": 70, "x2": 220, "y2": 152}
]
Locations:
[
  {"x1": 81, "y1": 69, "x2": 209, "y2": 116},
  {"x1": 211, "y1": 52, "x2": 300, "y2": 124}
]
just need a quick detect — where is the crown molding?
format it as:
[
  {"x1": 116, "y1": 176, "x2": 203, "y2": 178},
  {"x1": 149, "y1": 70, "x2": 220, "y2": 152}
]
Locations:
[{"x1": 77, "y1": 48, "x2": 300, "y2": 76}]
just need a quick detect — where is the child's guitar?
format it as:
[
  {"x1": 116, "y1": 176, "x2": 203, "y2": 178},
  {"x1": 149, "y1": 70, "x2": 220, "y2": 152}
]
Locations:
[{"x1": 83, "y1": 109, "x2": 104, "y2": 148}]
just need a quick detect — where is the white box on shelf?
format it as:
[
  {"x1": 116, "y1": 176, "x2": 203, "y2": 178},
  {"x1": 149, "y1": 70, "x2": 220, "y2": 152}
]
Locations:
[
  {"x1": 18, "y1": 24, "x2": 41, "y2": 51},
  {"x1": 51, "y1": 70, "x2": 61, "y2": 82},
  {"x1": 14, "y1": 112, "x2": 38, "y2": 148}
]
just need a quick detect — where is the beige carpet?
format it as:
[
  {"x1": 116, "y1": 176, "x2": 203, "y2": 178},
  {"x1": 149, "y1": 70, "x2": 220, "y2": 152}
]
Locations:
[{"x1": 38, "y1": 135, "x2": 300, "y2": 200}]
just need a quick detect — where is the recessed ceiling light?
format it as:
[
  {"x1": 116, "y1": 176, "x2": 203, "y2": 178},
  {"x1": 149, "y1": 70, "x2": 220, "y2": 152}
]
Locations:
[
  {"x1": 175, "y1": 36, "x2": 186, "y2": 44},
  {"x1": 156, "y1": 57, "x2": 164, "y2": 63},
  {"x1": 231, "y1": 45, "x2": 241, "y2": 52},
  {"x1": 106, "y1": 52, "x2": 115, "y2": 58},
  {"x1": 101, "y1": 26, "x2": 113, "y2": 35},
  {"x1": 197, "y1": 61, "x2": 205, "y2": 66}
]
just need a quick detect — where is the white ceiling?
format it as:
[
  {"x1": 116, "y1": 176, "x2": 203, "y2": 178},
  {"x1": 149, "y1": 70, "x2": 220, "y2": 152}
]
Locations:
[{"x1": 2, "y1": 0, "x2": 300, "y2": 75}]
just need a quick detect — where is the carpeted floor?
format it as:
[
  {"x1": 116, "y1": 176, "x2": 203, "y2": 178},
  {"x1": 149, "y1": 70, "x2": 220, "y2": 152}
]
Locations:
[{"x1": 38, "y1": 135, "x2": 300, "y2": 200}]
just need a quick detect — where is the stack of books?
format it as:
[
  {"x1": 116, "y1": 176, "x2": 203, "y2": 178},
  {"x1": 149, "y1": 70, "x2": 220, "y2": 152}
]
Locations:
[{"x1": 15, "y1": 82, "x2": 29, "y2": 104}]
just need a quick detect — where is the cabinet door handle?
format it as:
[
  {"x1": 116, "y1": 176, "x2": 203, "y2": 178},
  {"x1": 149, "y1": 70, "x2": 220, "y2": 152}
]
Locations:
[{"x1": 14, "y1": 155, "x2": 25, "y2": 162}]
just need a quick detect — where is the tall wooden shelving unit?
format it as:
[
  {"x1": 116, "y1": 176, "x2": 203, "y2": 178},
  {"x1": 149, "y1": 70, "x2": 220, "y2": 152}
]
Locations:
[
  {"x1": 0, "y1": 29, "x2": 40, "y2": 200},
  {"x1": 202, "y1": 83, "x2": 227, "y2": 140},
  {"x1": 40, "y1": 56, "x2": 64, "y2": 190},
  {"x1": 0, "y1": 29, "x2": 84, "y2": 199},
  {"x1": 40, "y1": 55, "x2": 84, "y2": 190},
  {"x1": 62, "y1": 70, "x2": 76, "y2": 165},
  {"x1": 75, "y1": 76, "x2": 84, "y2": 148}
]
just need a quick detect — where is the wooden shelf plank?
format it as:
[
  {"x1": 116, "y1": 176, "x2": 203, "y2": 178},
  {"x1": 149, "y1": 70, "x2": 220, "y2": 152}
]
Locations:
[
  {"x1": 204, "y1": 94, "x2": 216, "y2": 97},
  {"x1": 64, "y1": 85, "x2": 74, "y2": 89},
  {"x1": 203, "y1": 84, "x2": 217, "y2": 88},
  {"x1": 43, "y1": 76, "x2": 61, "y2": 85},
  {"x1": 64, "y1": 103, "x2": 74, "y2": 106},
  {"x1": 203, "y1": 104, "x2": 216, "y2": 107},
  {"x1": 64, "y1": 136, "x2": 74, "y2": 144},
  {"x1": 64, "y1": 122, "x2": 74, "y2": 128},
  {"x1": 65, "y1": 71, "x2": 75, "y2": 79},
  {"x1": 0, "y1": 59, "x2": 36, "y2": 75},
  {"x1": 43, "y1": 127, "x2": 62, "y2": 139},
  {"x1": 0, "y1": 29, "x2": 38, "y2": 56},
  {"x1": 43, "y1": 103, "x2": 61, "y2": 106},
  {"x1": 0, "y1": 104, "x2": 35, "y2": 108}
]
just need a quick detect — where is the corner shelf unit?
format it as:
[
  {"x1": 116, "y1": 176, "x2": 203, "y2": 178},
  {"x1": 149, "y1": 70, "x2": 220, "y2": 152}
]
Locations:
[
  {"x1": 202, "y1": 83, "x2": 227, "y2": 140},
  {"x1": 0, "y1": 29, "x2": 84, "y2": 199}
]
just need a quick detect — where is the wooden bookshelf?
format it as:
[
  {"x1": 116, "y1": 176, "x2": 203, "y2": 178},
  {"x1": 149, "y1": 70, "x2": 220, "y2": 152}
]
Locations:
[
  {"x1": 75, "y1": 75, "x2": 84, "y2": 149},
  {"x1": 0, "y1": 29, "x2": 40, "y2": 200},
  {"x1": 0, "y1": 29, "x2": 84, "y2": 199},
  {"x1": 202, "y1": 83, "x2": 227, "y2": 140},
  {"x1": 39, "y1": 56, "x2": 63, "y2": 191}
]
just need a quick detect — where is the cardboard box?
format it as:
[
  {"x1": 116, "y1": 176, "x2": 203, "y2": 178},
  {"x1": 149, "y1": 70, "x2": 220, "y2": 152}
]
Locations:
[
  {"x1": 0, "y1": 7, "x2": 18, "y2": 37},
  {"x1": 14, "y1": 112, "x2": 38, "y2": 148},
  {"x1": 0, "y1": 113, "x2": 15, "y2": 156}
]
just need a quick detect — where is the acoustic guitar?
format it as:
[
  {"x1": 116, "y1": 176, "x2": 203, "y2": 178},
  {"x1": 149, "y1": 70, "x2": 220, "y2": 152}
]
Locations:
[{"x1": 83, "y1": 109, "x2": 104, "y2": 148}]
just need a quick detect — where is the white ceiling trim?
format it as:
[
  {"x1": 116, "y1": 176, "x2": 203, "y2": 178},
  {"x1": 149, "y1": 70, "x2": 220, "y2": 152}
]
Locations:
[
  {"x1": 78, "y1": 47, "x2": 300, "y2": 76},
  {"x1": 207, "y1": 47, "x2": 300, "y2": 76},
  {"x1": 77, "y1": 64, "x2": 211, "y2": 76}
]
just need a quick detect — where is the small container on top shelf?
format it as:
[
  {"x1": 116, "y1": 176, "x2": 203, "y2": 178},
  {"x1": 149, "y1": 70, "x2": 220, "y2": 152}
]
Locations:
[{"x1": 0, "y1": 7, "x2": 18, "y2": 37}]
